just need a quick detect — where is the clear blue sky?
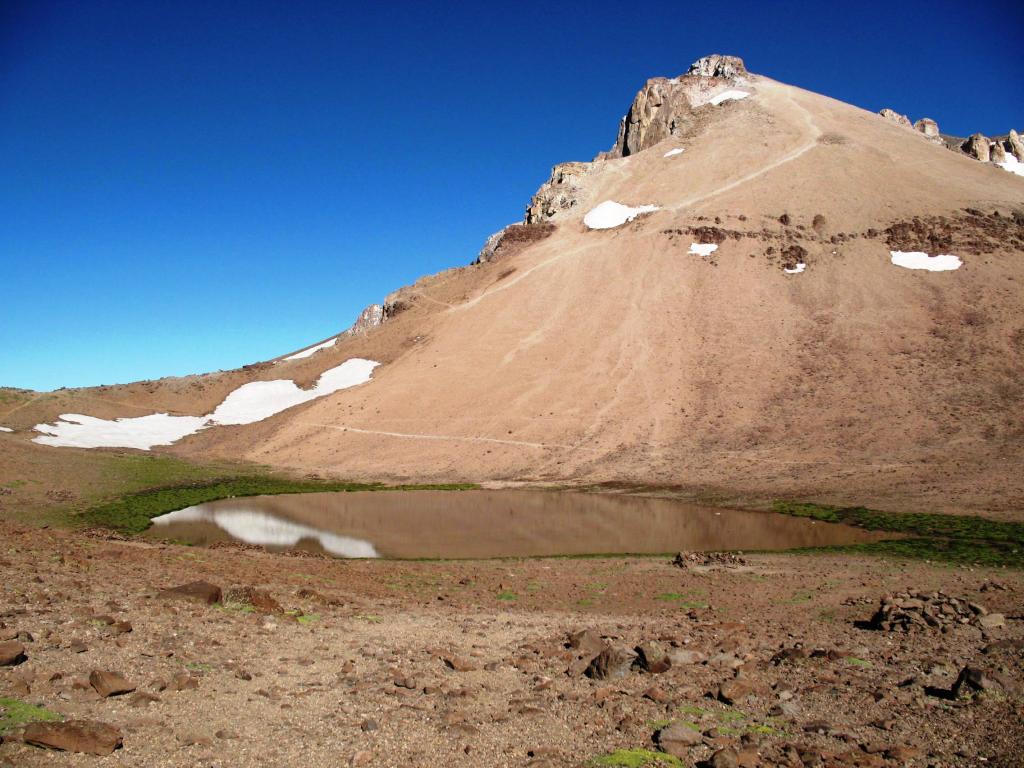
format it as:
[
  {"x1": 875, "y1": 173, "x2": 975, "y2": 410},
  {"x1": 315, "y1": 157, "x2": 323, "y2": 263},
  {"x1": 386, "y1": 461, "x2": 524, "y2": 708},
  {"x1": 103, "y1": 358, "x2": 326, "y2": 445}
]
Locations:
[{"x1": 2, "y1": 0, "x2": 1021, "y2": 391}]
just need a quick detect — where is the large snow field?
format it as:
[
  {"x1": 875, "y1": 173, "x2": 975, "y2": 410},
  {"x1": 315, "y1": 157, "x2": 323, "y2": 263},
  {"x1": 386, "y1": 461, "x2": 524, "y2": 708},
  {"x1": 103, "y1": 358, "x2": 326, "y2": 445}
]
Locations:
[{"x1": 33, "y1": 358, "x2": 380, "y2": 450}]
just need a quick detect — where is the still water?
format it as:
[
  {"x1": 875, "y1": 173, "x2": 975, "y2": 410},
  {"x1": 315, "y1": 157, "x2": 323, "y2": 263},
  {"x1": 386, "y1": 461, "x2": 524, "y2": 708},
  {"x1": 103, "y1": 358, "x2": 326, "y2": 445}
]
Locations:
[{"x1": 146, "y1": 490, "x2": 884, "y2": 559}]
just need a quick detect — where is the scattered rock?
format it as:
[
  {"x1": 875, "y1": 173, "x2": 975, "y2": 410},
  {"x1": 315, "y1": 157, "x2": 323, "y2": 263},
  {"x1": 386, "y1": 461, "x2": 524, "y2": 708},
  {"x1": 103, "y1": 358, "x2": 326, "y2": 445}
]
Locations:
[
  {"x1": 23, "y1": 720, "x2": 123, "y2": 755},
  {"x1": 158, "y1": 581, "x2": 222, "y2": 605},
  {"x1": 866, "y1": 592, "x2": 992, "y2": 632},
  {"x1": 89, "y1": 670, "x2": 136, "y2": 698},
  {"x1": 673, "y1": 551, "x2": 746, "y2": 569},
  {"x1": 708, "y1": 746, "x2": 740, "y2": 768}
]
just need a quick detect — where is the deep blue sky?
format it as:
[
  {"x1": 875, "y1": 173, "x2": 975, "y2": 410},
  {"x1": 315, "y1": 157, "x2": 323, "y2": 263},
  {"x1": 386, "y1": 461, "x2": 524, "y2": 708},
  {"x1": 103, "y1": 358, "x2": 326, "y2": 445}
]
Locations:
[{"x1": 2, "y1": 1, "x2": 1021, "y2": 391}]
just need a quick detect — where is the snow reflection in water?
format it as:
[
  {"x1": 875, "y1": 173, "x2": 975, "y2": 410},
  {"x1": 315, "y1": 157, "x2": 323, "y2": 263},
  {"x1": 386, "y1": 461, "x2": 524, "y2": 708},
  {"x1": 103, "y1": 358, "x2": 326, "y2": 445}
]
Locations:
[{"x1": 152, "y1": 506, "x2": 379, "y2": 558}]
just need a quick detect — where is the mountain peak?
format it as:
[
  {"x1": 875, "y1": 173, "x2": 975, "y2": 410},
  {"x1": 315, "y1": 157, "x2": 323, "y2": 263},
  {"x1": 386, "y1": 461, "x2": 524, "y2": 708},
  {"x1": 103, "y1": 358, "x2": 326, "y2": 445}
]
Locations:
[{"x1": 686, "y1": 54, "x2": 747, "y2": 79}]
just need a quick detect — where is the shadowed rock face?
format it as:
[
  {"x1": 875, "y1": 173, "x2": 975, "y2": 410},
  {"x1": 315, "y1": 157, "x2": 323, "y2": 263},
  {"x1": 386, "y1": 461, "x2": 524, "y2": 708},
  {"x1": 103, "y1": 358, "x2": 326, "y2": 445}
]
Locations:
[{"x1": 963, "y1": 133, "x2": 991, "y2": 162}]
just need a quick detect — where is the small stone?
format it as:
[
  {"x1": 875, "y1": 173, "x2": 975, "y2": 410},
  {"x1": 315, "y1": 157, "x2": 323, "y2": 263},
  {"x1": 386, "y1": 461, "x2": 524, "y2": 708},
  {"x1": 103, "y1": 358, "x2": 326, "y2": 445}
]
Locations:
[
  {"x1": 976, "y1": 613, "x2": 1005, "y2": 629},
  {"x1": 656, "y1": 721, "x2": 702, "y2": 757},
  {"x1": 634, "y1": 642, "x2": 672, "y2": 674},
  {"x1": 129, "y1": 691, "x2": 161, "y2": 707},
  {"x1": 718, "y1": 679, "x2": 754, "y2": 705},
  {"x1": 585, "y1": 645, "x2": 638, "y2": 680},
  {"x1": 23, "y1": 720, "x2": 123, "y2": 755},
  {"x1": 709, "y1": 746, "x2": 740, "y2": 768},
  {"x1": 443, "y1": 656, "x2": 478, "y2": 672},
  {"x1": 351, "y1": 750, "x2": 373, "y2": 766},
  {"x1": 642, "y1": 685, "x2": 671, "y2": 704},
  {"x1": 158, "y1": 581, "x2": 222, "y2": 605},
  {"x1": 89, "y1": 670, "x2": 136, "y2": 698},
  {"x1": 360, "y1": 719, "x2": 379, "y2": 732}
]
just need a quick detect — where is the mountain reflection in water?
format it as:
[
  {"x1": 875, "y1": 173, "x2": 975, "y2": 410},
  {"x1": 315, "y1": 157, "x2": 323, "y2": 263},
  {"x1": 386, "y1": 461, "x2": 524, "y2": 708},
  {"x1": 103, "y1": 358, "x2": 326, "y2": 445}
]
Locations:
[{"x1": 146, "y1": 490, "x2": 887, "y2": 559}]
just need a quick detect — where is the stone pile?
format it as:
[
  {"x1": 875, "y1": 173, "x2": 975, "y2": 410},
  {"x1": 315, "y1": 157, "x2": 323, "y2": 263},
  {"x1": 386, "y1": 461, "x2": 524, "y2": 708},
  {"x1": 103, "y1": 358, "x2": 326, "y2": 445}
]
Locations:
[
  {"x1": 867, "y1": 591, "x2": 1004, "y2": 632},
  {"x1": 672, "y1": 551, "x2": 747, "y2": 569}
]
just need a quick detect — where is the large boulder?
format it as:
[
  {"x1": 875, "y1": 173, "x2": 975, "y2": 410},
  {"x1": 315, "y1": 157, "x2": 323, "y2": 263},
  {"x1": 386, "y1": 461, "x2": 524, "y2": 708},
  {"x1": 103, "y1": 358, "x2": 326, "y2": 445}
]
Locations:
[
  {"x1": 0, "y1": 640, "x2": 26, "y2": 666},
  {"x1": 23, "y1": 720, "x2": 123, "y2": 755},
  {"x1": 991, "y1": 142, "x2": 1007, "y2": 163},
  {"x1": 962, "y1": 133, "x2": 991, "y2": 162}
]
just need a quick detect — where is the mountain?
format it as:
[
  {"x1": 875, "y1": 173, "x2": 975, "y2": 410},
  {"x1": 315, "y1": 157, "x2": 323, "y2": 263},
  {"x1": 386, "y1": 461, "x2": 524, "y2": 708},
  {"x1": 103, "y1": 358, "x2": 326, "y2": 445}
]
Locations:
[{"x1": 4, "y1": 55, "x2": 1024, "y2": 516}]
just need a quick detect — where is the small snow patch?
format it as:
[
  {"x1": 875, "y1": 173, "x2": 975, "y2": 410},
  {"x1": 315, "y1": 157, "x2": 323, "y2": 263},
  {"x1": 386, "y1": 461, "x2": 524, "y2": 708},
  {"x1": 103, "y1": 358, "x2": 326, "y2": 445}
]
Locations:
[
  {"x1": 784, "y1": 263, "x2": 806, "y2": 274},
  {"x1": 663, "y1": 147, "x2": 685, "y2": 157},
  {"x1": 33, "y1": 358, "x2": 380, "y2": 450},
  {"x1": 996, "y1": 154, "x2": 1024, "y2": 177},
  {"x1": 584, "y1": 201, "x2": 660, "y2": 230},
  {"x1": 890, "y1": 251, "x2": 962, "y2": 272},
  {"x1": 282, "y1": 337, "x2": 337, "y2": 361},
  {"x1": 710, "y1": 89, "x2": 750, "y2": 106},
  {"x1": 0, "y1": 426, "x2": 13, "y2": 433},
  {"x1": 688, "y1": 243, "x2": 718, "y2": 256}
]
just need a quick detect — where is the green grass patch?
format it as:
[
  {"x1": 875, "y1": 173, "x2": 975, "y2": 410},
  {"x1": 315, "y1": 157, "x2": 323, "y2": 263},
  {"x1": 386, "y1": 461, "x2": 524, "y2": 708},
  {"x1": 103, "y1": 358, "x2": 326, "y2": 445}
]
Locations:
[
  {"x1": 80, "y1": 474, "x2": 477, "y2": 534},
  {"x1": 496, "y1": 590, "x2": 517, "y2": 601},
  {"x1": 676, "y1": 705, "x2": 710, "y2": 717},
  {"x1": 591, "y1": 749, "x2": 685, "y2": 767},
  {"x1": 774, "y1": 501, "x2": 1023, "y2": 568},
  {"x1": 0, "y1": 697, "x2": 63, "y2": 733}
]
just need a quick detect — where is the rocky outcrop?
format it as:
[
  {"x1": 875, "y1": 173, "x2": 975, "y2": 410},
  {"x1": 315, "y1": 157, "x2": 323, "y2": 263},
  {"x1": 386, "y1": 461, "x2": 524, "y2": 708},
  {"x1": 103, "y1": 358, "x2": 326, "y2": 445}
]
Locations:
[
  {"x1": 687, "y1": 54, "x2": 747, "y2": 80},
  {"x1": 474, "y1": 222, "x2": 556, "y2": 264},
  {"x1": 525, "y1": 162, "x2": 593, "y2": 223},
  {"x1": 879, "y1": 108, "x2": 912, "y2": 128},
  {"x1": 991, "y1": 142, "x2": 1007, "y2": 163},
  {"x1": 1008, "y1": 129, "x2": 1024, "y2": 162},
  {"x1": 603, "y1": 55, "x2": 749, "y2": 159},
  {"x1": 914, "y1": 117, "x2": 941, "y2": 140},
  {"x1": 346, "y1": 303, "x2": 383, "y2": 335},
  {"x1": 962, "y1": 133, "x2": 991, "y2": 162}
]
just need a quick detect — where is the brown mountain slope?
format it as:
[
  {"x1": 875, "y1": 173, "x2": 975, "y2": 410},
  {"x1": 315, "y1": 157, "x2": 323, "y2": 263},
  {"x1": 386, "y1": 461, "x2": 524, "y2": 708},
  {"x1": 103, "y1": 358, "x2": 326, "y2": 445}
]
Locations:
[{"x1": 7, "y1": 58, "x2": 1024, "y2": 516}]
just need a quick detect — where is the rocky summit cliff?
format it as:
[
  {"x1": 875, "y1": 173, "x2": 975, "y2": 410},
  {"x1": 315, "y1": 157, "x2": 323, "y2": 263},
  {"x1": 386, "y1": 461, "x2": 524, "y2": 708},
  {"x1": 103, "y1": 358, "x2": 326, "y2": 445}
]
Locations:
[{"x1": 8, "y1": 55, "x2": 1024, "y2": 517}]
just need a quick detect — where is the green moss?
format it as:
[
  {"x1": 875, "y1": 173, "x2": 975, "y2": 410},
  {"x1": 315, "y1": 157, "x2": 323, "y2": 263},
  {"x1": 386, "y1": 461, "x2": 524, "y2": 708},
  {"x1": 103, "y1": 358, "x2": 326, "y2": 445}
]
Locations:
[
  {"x1": 591, "y1": 749, "x2": 686, "y2": 767},
  {"x1": 846, "y1": 657, "x2": 872, "y2": 668},
  {"x1": 774, "y1": 500, "x2": 1024, "y2": 568},
  {"x1": 676, "y1": 705, "x2": 710, "y2": 717},
  {"x1": 496, "y1": 590, "x2": 517, "y2": 601},
  {"x1": 0, "y1": 697, "x2": 62, "y2": 733}
]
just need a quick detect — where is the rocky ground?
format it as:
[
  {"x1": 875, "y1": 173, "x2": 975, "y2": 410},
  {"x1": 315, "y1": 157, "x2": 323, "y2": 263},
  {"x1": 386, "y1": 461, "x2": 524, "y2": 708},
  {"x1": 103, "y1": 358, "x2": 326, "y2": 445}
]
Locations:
[{"x1": 0, "y1": 522, "x2": 1021, "y2": 767}]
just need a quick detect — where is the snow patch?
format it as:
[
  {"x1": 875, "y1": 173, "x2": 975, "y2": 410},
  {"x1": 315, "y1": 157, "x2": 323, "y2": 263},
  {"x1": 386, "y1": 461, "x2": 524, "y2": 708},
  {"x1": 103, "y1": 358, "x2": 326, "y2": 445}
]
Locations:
[
  {"x1": 710, "y1": 89, "x2": 750, "y2": 106},
  {"x1": 584, "y1": 201, "x2": 660, "y2": 230},
  {"x1": 33, "y1": 413, "x2": 208, "y2": 451},
  {"x1": 784, "y1": 263, "x2": 807, "y2": 274},
  {"x1": 0, "y1": 426, "x2": 13, "y2": 433},
  {"x1": 996, "y1": 154, "x2": 1024, "y2": 177},
  {"x1": 890, "y1": 251, "x2": 962, "y2": 272},
  {"x1": 151, "y1": 506, "x2": 379, "y2": 558},
  {"x1": 282, "y1": 337, "x2": 337, "y2": 361},
  {"x1": 663, "y1": 147, "x2": 685, "y2": 157},
  {"x1": 688, "y1": 243, "x2": 718, "y2": 256},
  {"x1": 33, "y1": 358, "x2": 380, "y2": 450},
  {"x1": 210, "y1": 358, "x2": 379, "y2": 425}
]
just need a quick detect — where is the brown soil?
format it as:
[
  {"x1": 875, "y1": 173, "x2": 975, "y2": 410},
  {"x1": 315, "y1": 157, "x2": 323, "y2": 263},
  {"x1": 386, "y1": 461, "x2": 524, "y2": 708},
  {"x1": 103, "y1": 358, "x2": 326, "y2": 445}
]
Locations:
[{"x1": 1, "y1": 522, "x2": 1021, "y2": 767}]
